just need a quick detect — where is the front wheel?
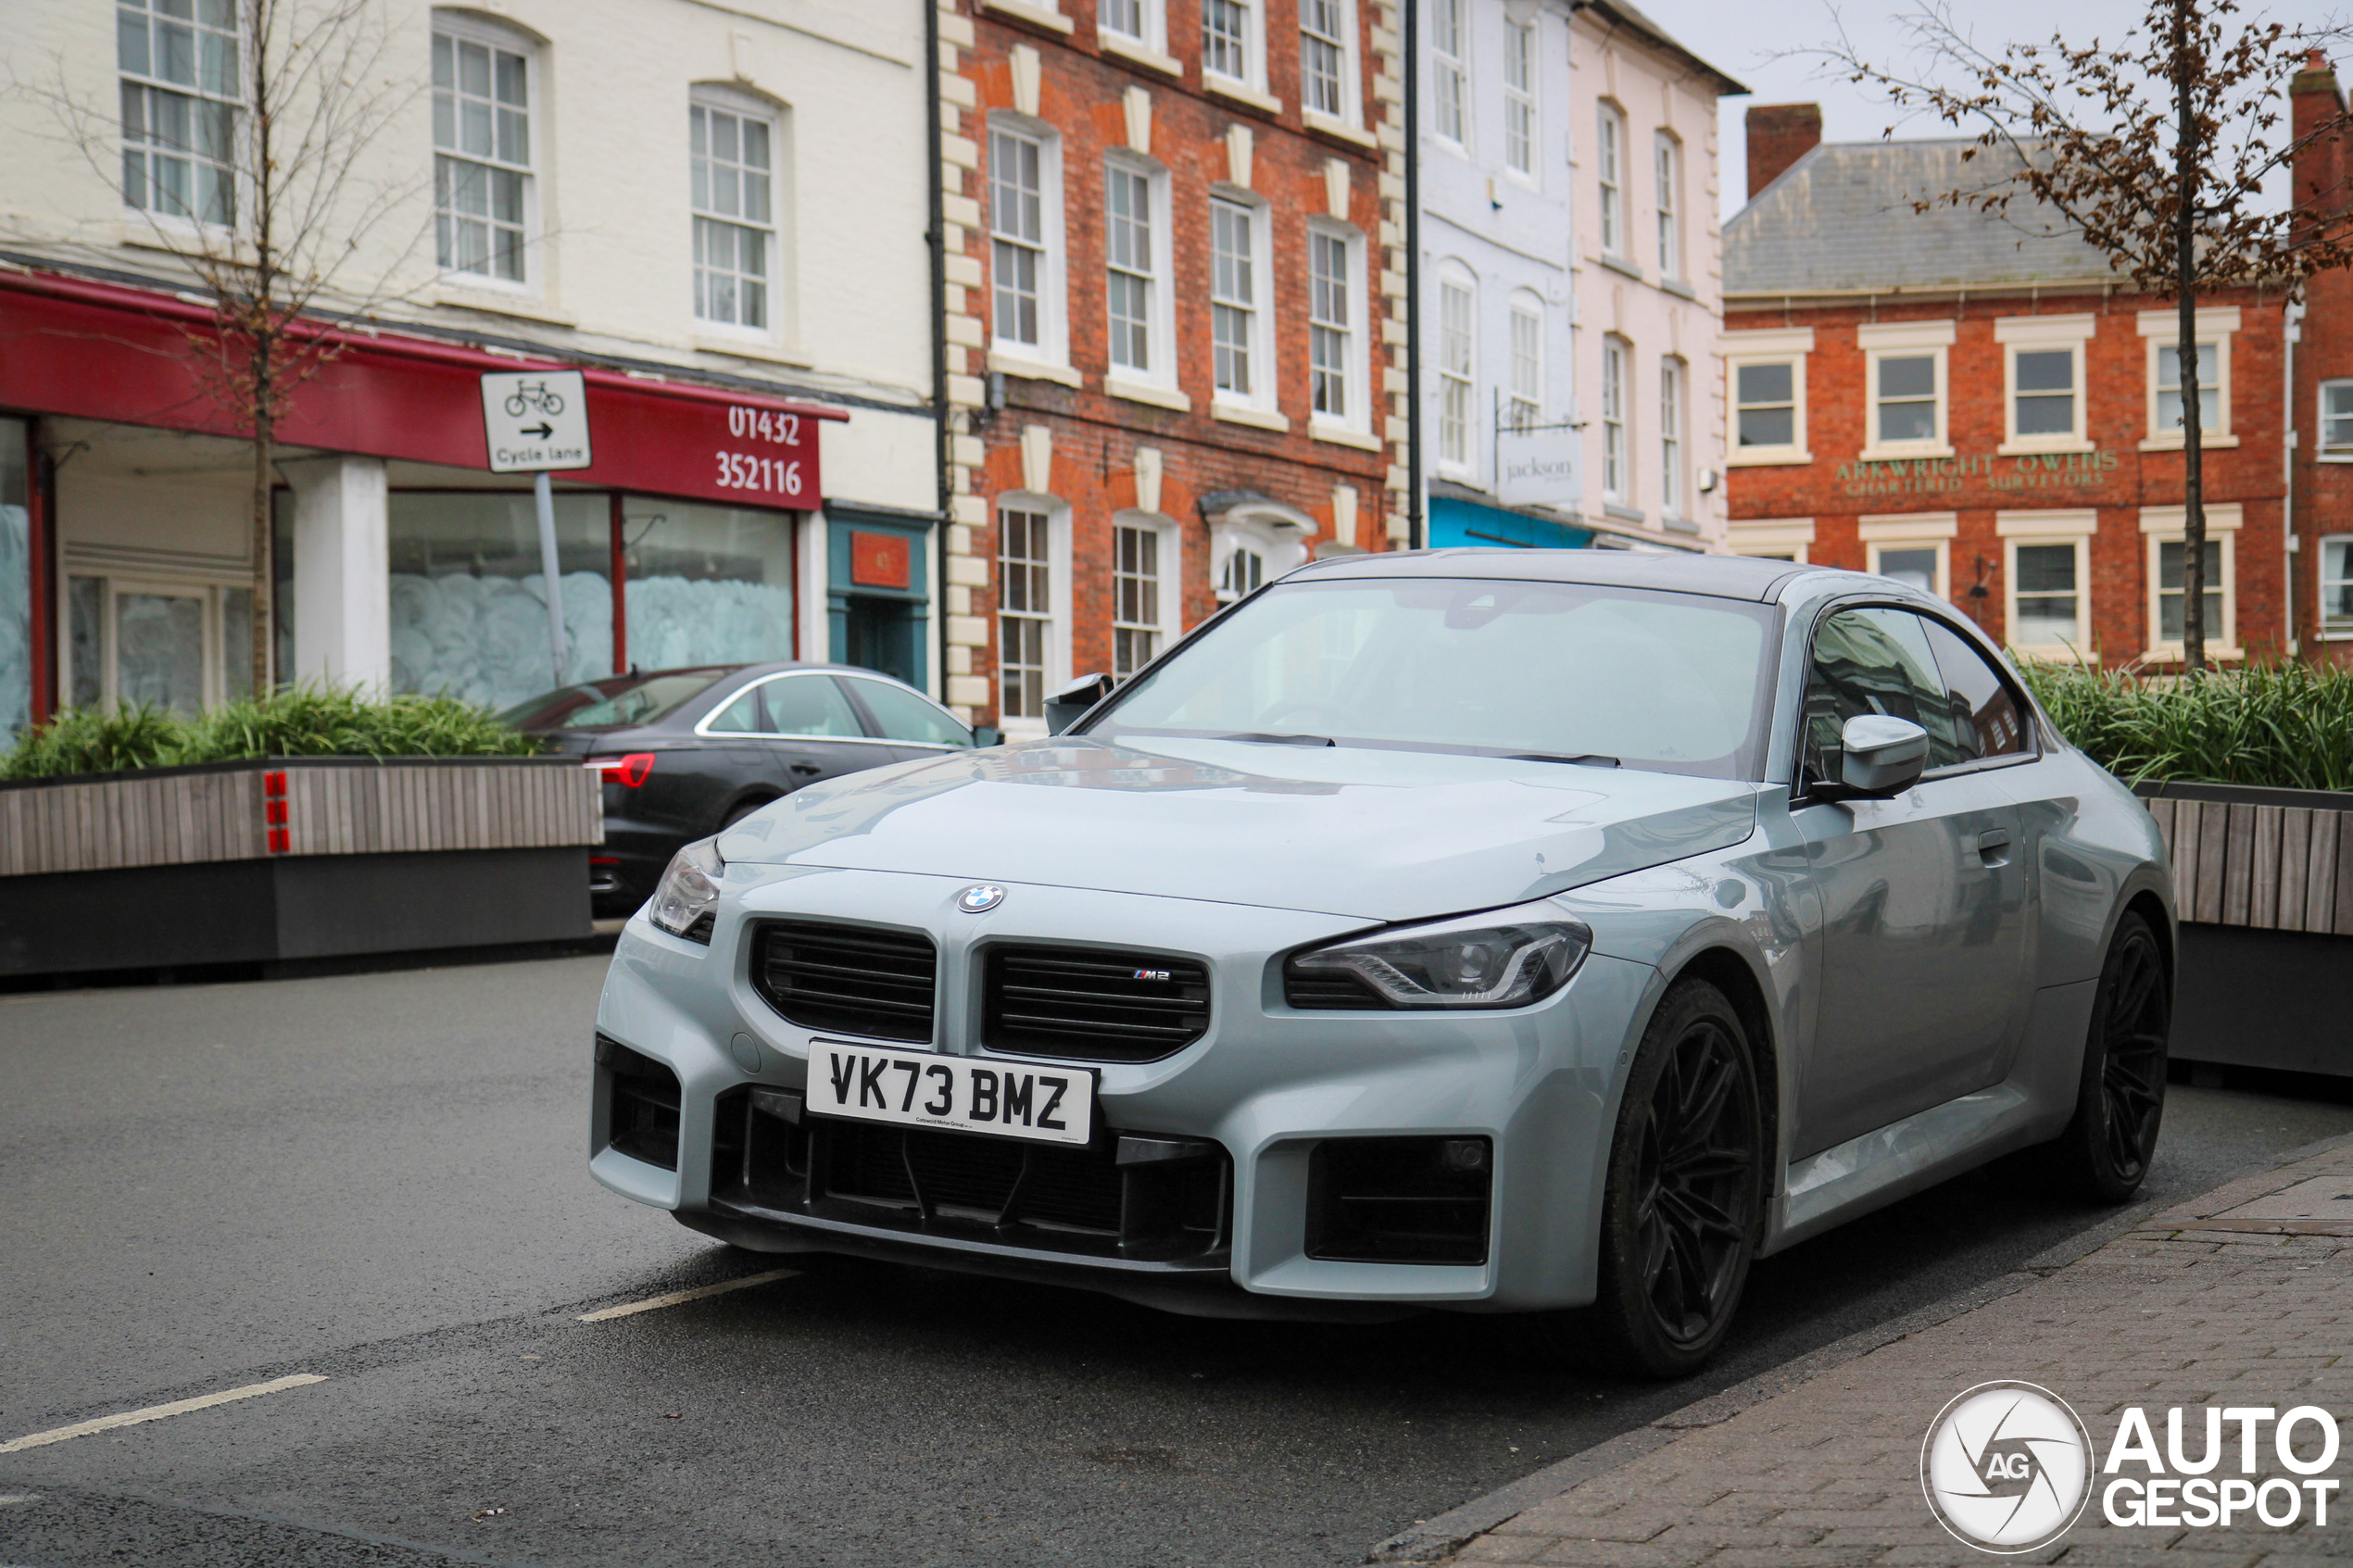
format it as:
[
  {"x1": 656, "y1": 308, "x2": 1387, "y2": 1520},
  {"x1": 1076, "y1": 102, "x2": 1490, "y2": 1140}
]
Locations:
[
  {"x1": 1579, "y1": 979, "x2": 1765, "y2": 1379},
  {"x1": 2051, "y1": 910, "x2": 2170, "y2": 1202}
]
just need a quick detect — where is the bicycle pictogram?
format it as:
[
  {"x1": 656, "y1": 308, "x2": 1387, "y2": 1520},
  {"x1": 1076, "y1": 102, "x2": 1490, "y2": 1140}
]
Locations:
[{"x1": 502, "y1": 380, "x2": 566, "y2": 418}]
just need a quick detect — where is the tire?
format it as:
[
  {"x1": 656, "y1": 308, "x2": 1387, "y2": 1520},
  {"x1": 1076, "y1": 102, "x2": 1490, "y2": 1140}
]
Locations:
[
  {"x1": 2051, "y1": 910, "x2": 2170, "y2": 1203},
  {"x1": 1578, "y1": 979, "x2": 1767, "y2": 1379}
]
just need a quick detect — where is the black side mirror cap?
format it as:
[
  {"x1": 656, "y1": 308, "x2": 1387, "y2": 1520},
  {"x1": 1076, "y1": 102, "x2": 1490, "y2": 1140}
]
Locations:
[{"x1": 1044, "y1": 671, "x2": 1114, "y2": 735}]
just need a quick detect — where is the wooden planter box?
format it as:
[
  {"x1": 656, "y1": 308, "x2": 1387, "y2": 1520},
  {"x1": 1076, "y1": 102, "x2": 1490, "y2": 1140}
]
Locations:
[
  {"x1": 2137, "y1": 782, "x2": 2353, "y2": 1078},
  {"x1": 0, "y1": 756, "x2": 602, "y2": 977}
]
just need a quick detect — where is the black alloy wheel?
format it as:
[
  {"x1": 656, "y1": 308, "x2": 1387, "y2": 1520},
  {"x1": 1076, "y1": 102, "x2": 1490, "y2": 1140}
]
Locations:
[
  {"x1": 2055, "y1": 911, "x2": 2170, "y2": 1202},
  {"x1": 1580, "y1": 979, "x2": 1765, "y2": 1379}
]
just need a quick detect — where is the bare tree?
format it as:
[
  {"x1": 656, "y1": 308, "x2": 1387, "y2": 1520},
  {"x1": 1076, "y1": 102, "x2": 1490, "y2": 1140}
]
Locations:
[
  {"x1": 1813, "y1": 0, "x2": 2353, "y2": 671},
  {"x1": 12, "y1": 0, "x2": 425, "y2": 695}
]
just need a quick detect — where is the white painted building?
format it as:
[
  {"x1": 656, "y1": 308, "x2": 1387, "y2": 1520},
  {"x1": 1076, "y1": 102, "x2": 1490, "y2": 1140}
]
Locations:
[
  {"x1": 1414, "y1": 0, "x2": 1740, "y2": 553},
  {"x1": 0, "y1": 0, "x2": 937, "y2": 734}
]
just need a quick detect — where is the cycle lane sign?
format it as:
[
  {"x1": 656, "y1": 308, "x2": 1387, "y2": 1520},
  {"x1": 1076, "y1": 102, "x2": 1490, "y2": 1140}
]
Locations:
[{"x1": 479, "y1": 370, "x2": 592, "y2": 473}]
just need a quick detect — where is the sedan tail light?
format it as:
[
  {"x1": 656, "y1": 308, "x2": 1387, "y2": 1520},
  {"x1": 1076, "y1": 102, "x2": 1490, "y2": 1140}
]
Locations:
[{"x1": 587, "y1": 752, "x2": 657, "y2": 788}]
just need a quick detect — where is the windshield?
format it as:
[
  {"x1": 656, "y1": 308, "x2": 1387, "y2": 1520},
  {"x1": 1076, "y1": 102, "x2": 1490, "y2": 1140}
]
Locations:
[
  {"x1": 500, "y1": 668, "x2": 735, "y2": 733},
  {"x1": 1091, "y1": 577, "x2": 1778, "y2": 779}
]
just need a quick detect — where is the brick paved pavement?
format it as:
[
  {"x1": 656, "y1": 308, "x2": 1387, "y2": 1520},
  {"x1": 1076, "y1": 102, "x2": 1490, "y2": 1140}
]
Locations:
[{"x1": 1430, "y1": 1139, "x2": 2353, "y2": 1566}]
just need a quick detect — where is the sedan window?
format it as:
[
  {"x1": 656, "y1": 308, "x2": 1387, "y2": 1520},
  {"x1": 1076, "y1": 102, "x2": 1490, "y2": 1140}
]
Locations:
[
  {"x1": 705, "y1": 687, "x2": 765, "y2": 733},
  {"x1": 1095, "y1": 578, "x2": 1776, "y2": 779},
  {"x1": 758, "y1": 675, "x2": 864, "y2": 737},
  {"x1": 1801, "y1": 608, "x2": 1966, "y2": 784},
  {"x1": 843, "y1": 676, "x2": 973, "y2": 746},
  {"x1": 1919, "y1": 619, "x2": 2031, "y2": 761}
]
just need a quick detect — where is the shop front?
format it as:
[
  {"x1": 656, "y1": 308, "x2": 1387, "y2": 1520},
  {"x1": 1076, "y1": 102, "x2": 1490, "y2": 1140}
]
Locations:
[{"x1": 1, "y1": 267, "x2": 862, "y2": 734}]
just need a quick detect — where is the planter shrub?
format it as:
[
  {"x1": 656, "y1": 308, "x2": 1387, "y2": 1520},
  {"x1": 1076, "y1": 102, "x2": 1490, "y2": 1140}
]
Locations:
[{"x1": 2018, "y1": 660, "x2": 2353, "y2": 793}]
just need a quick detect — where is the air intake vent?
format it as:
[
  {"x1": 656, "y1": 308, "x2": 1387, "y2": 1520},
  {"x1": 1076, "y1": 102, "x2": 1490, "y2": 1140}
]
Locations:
[
  {"x1": 1283, "y1": 970, "x2": 1390, "y2": 1010},
  {"x1": 598, "y1": 1035, "x2": 683, "y2": 1171},
  {"x1": 983, "y1": 947, "x2": 1210, "y2": 1063},
  {"x1": 752, "y1": 921, "x2": 937, "y2": 1043}
]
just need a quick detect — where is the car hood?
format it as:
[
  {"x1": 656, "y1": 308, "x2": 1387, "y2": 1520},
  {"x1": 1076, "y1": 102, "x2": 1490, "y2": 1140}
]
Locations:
[{"x1": 715, "y1": 735, "x2": 1758, "y2": 922}]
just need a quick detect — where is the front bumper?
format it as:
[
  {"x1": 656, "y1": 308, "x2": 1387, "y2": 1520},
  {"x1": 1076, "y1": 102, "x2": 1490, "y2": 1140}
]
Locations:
[{"x1": 590, "y1": 864, "x2": 1654, "y2": 1315}]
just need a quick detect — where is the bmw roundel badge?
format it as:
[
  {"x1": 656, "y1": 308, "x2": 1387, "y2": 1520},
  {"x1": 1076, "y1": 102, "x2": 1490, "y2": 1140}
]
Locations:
[{"x1": 956, "y1": 884, "x2": 1007, "y2": 914}]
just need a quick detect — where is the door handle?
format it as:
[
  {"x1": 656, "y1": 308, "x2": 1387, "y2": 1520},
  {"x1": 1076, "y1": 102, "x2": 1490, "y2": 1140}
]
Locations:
[
  {"x1": 1974, "y1": 829, "x2": 2012, "y2": 864},
  {"x1": 789, "y1": 762, "x2": 822, "y2": 775}
]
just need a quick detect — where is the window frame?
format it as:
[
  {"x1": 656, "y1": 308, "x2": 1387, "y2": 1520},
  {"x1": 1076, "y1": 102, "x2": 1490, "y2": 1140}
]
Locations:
[
  {"x1": 1994, "y1": 313, "x2": 2093, "y2": 455},
  {"x1": 1201, "y1": 0, "x2": 1266, "y2": 94},
  {"x1": 994, "y1": 495, "x2": 1073, "y2": 733},
  {"x1": 688, "y1": 87, "x2": 783, "y2": 340},
  {"x1": 2140, "y1": 503, "x2": 2242, "y2": 661},
  {"x1": 1725, "y1": 329, "x2": 1813, "y2": 467},
  {"x1": 1727, "y1": 519, "x2": 1813, "y2": 563},
  {"x1": 1505, "y1": 293, "x2": 1543, "y2": 433},
  {"x1": 987, "y1": 114, "x2": 1067, "y2": 368},
  {"x1": 1102, "y1": 153, "x2": 1176, "y2": 393},
  {"x1": 1857, "y1": 321, "x2": 1956, "y2": 460},
  {"x1": 1097, "y1": 0, "x2": 1164, "y2": 53},
  {"x1": 118, "y1": 0, "x2": 245, "y2": 232},
  {"x1": 2319, "y1": 379, "x2": 2353, "y2": 461},
  {"x1": 1299, "y1": 0, "x2": 1358, "y2": 127},
  {"x1": 1600, "y1": 333, "x2": 1630, "y2": 507},
  {"x1": 2320, "y1": 533, "x2": 2353, "y2": 639},
  {"x1": 1659, "y1": 354, "x2": 1686, "y2": 522},
  {"x1": 2138, "y1": 307, "x2": 2239, "y2": 449},
  {"x1": 1654, "y1": 132, "x2": 1682, "y2": 281},
  {"x1": 1430, "y1": 0, "x2": 1469, "y2": 149},
  {"x1": 1307, "y1": 220, "x2": 1368, "y2": 435},
  {"x1": 430, "y1": 11, "x2": 540, "y2": 290},
  {"x1": 1208, "y1": 191, "x2": 1274, "y2": 411},
  {"x1": 1110, "y1": 509, "x2": 1181, "y2": 678},
  {"x1": 1595, "y1": 103, "x2": 1627, "y2": 258},
  {"x1": 1435, "y1": 265, "x2": 1477, "y2": 478},
  {"x1": 1859, "y1": 512, "x2": 1958, "y2": 602},
  {"x1": 1501, "y1": 16, "x2": 1537, "y2": 180},
  {"x1": 1995, "y1": 510, "x2": 2097, "y2": 660}
]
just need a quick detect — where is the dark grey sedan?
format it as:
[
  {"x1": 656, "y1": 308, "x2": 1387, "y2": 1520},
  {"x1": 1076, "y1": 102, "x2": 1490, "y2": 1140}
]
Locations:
[{"x1": 503, "y1": 663, "x2": 991, "y2": 918}]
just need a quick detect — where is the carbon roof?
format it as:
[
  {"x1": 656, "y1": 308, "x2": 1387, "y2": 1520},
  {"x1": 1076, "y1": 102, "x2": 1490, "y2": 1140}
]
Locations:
[
  {"x1": 1725, "y1": 139, "x2": 2116, "y2": 297},
  {"x1": 1290, "y1": 547, "x2": 1808, "y2": 603}
]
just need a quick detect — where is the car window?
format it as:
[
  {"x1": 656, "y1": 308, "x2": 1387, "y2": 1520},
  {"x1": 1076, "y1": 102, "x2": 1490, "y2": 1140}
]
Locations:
[
  {"x1": 559, "y1": 671, "x2": 733, "y2": 731},
  {"x1": 1920, "y1": 618, "x2": 2031, "y2": 762},
  {"x1": 1801, "y1": 607, "x2": 1967, "y2": 784},
  {"x1": 1097, "y1": 578, "x2": 1776, "y2": 779},
  {"x1": 842, "y1": 676, "x2": 972, "y2": 746},
  {"x1": 704, "y1": 686, "x2": 764, "y2": 734},
  {"x1": 757, "y1": 674, "x2": 864, "y2": 737}
]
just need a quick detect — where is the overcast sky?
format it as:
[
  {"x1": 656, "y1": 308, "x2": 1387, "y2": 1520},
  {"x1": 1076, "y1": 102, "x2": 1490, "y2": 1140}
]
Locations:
[{"x1": 1625, "y1": 0, "x2": 2178, "y2": 218}]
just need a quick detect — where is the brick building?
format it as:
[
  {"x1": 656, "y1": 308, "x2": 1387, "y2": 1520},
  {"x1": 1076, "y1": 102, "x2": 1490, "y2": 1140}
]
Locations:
[
  {"x1": 1722, "y1": 111, "x2": 2291, "y2": 670},
  {"x1": 2291, "y1": 51, "x2": 2353, "y2": 665},
  {"x1": 935, "y1": 0, "x2": 1406, "y2": 731}
]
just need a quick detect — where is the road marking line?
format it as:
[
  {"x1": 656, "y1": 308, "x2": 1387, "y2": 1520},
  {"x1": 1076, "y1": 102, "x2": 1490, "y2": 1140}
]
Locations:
[
  {"x1": 576, "y1": 1268, "x2": 798, "y2": 1322},
  {"x1": 0, "y1": 1375, "x2": 327, "y2": 1455}
]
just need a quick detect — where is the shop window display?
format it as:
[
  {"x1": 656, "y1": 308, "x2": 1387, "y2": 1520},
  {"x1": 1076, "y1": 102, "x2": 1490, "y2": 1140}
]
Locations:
[
  {"x1": 387, "y1": 491, "x2": 611, "y2": 709},
  {"x1": 619, "y1": 498, "x2": 795, "y2": 670},
  {"x1": 0, "y1": 420, "x2": 27, "y2": 734}
]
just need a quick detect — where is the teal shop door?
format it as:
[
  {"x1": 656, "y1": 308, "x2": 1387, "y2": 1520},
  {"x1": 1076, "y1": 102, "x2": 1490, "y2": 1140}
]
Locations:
[{"x1": 825, "y1": 510, "x2": 932, "y2": 690}]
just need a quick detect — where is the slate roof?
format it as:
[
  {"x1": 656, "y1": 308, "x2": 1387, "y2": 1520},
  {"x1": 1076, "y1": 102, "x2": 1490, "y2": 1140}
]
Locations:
[{"x1": 1724, "y1": 139, "x2": 2118, "y2": 297}]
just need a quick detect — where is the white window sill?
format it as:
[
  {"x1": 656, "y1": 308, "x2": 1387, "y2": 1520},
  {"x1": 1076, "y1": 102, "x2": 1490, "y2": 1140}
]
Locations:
[
  {"x1": 989, "y1": 351, "x2": 1082, "y2": 388},
  {"x1": 2142, "y1": 644, "x2": 2246, "y2": 662},
  {"x1": 1105, "y1": 374, "x2": 1190, "y2": 412},
  {"x1": 1603, "y1": 501, "x2": 1646, "y2": 524},
  {"x1": 1000, "y1": 716, "x2": 1051, "y2": 738},
  {"x1": 980, "y1": 0, "x2": 1073, "y2": 34},
  {"x1": 2010, "y1": 642, "x2": 2095, "y2": 662},
  {"x1": 1597, "y1": 253, "x2": 1645, "y2": 282},
  {"x1": 1302, "y1": 109, "x2": 1375, "y2": 147},
  {"x1": 1726, "y1": 448, "x2": 1812, "y2": 468},
  {"x1": 430, "y1": 285, "x2": 575, "y2": 327},
  {"x1": 693, "y1": 334, "x2": 809, "y2": 368},
  {"x1": 1857, "y1": 443, "x2": 1956, "y2": 462},
  {"x1": 2140, "y1": 433, "x2": 2241, "y2": 451},
  {"x1": 1099, "y1": 31, "x2": 1179, "y2": 75},
  {"x1": 1996, "y1": 438, "x2": 2095, "y2": 458},
  {"x1": 1308, "y1": 419, "x2": 1380, "y2": 451},
  {"x1": 2319, "y1": 625, "x2": 2353, "y2": 639},
  {"x1": 2316, "y1": 451, "x2": 2353, "y2": 464},
  {"x1": 1204, "y1": 76, "x2": 1283, "y2": 117},
  {"x1": 1212, "y1": 399, "x2": 1290, "y2": 433}
]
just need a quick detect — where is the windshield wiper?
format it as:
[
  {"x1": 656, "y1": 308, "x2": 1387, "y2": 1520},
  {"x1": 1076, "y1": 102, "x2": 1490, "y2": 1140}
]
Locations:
[
  {"x1": 1217, "y1": 732, "x2": 1337, "y2": 746},
  {"x1": 1503, "y1": 751, "x2": 1620, "y2": 768}
]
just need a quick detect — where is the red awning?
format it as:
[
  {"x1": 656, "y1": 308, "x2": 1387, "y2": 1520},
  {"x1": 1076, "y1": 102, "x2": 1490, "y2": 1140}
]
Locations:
[{"x1": 0, "y1": 265, "x2": 844, "y2": 508}]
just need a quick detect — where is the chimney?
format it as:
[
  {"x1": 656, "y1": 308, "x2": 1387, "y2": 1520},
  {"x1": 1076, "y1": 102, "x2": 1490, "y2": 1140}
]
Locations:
[
  {"x1": 1746, "y1": 103, "x2": 1822, "y2": 204},
  {"x1": 2290, "y1": 50, "x2": 2347, "y2": 242}
]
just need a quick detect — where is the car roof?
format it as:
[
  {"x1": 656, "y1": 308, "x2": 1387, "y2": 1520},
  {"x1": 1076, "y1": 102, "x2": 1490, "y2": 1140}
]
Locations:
[{"x1": 1288, "y1": 546, "x2": 1811, "y2": 603}]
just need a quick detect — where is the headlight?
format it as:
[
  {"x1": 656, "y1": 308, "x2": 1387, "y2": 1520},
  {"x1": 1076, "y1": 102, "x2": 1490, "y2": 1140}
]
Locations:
[
  {"x1": 1286, "y1": 907, "x2": 1591, "y2": 1010},
  {"x1": 648, "y1": 836, "x2": 723, "y2": 943}
]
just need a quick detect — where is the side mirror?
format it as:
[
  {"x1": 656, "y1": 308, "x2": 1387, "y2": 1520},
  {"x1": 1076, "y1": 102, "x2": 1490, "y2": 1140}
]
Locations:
[
  {"x1": 1044, "y1": 671, "x2": 1114, "y2": 735},
  {"x1": 1837, "y1": 714, "x2": 1930, "y2": 797},
  {"x1": 968, "y1": 725, "x2": 1001, "y2": 748}
]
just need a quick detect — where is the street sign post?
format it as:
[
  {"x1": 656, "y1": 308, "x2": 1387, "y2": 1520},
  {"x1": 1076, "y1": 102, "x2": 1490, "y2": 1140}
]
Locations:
[{"x1": 479, "y1": 370, "x2": 592, "y2": 691}]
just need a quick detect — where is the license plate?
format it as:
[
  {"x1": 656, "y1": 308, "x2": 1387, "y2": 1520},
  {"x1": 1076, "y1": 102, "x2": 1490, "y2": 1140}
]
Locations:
[{"x1": 806, "y1": 1042, "x2": 1096, "y2": 1147}]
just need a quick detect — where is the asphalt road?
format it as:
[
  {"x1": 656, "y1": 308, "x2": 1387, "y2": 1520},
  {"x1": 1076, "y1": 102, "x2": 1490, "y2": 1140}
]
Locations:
[{"x1": 2, "y1": 954, "x2": 2349, "y2": 1568}]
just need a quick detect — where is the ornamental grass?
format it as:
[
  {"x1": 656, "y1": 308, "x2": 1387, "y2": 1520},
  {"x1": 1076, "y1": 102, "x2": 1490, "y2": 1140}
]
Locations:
[
  {"x1": 0, "y1": 684, "x2": 539, "y2": 782},
  {"x1": 2018, "y1": 659, "x2": 2353, "y2": 794}
]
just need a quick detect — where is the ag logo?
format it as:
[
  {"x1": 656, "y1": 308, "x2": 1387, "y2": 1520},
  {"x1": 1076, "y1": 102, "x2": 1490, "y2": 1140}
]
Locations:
[
  {"x1": 1920, "y1": 1382, "x2": 2094, "y2": 1553},
  {"x1": 955, "y1": 884, "x2": 1006, "y2": 914}
]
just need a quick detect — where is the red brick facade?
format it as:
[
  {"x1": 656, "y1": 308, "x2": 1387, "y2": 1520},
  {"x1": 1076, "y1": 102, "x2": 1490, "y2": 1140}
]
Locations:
[
  {"x1": 1726, "y1": 292, "x2": 2292, "y2": 668},
  {"x1": 2291, "y1": 53, "x2": 2353, "y2": 667},
  {"x1": 937, "y1": 0, "x2": 1404, "y2": 730}
]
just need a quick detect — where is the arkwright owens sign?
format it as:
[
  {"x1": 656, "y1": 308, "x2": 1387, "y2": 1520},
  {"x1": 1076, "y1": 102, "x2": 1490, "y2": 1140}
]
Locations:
[{"x1": 1835, "y1": 449, "x2": 2121, "y2": 499}]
